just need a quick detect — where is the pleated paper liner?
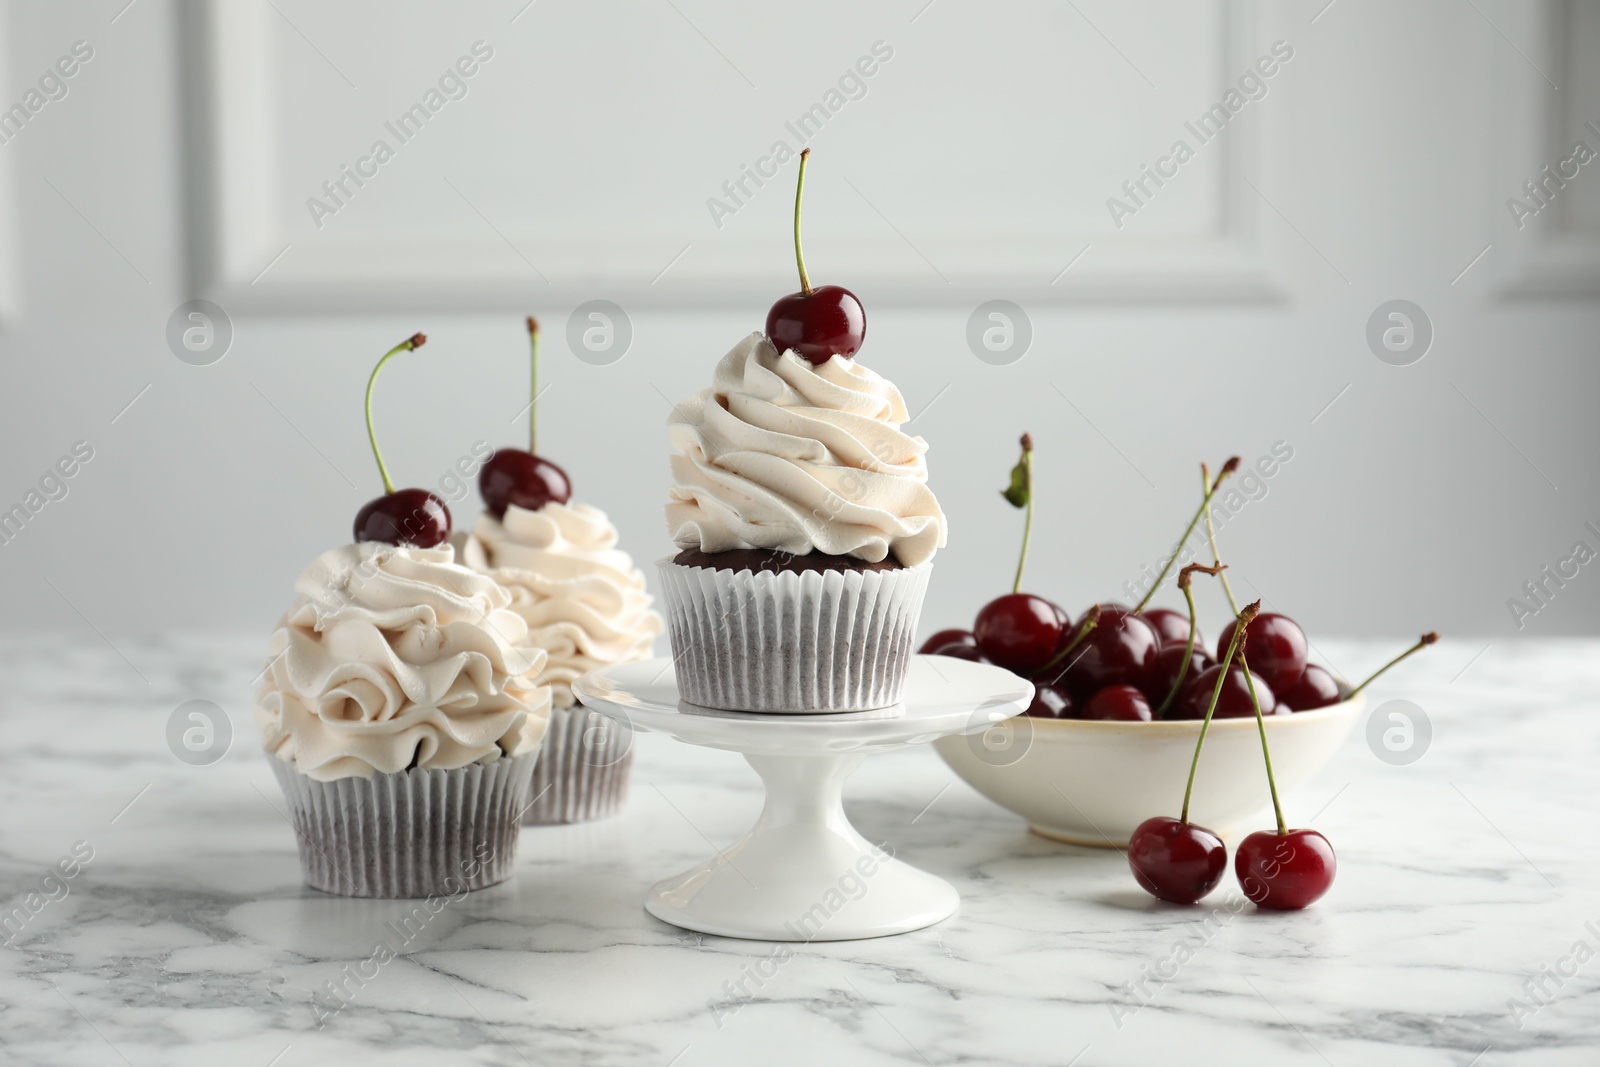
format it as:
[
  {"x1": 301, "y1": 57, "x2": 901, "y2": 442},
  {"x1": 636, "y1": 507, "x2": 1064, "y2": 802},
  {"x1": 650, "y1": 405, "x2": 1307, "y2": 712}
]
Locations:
[{"x1": 521, "y1": 702, "x2": 634, "y2": 824}]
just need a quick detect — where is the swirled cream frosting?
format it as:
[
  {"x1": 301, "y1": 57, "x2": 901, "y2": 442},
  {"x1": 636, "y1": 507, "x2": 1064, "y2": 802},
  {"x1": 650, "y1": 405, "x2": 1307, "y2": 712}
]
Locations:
[
  {"x1": 257, "y1": 542, "x2": 552, "y2": 782},
  {"x1": 462, "y1": 501, "x2": 662, "y2": 709},
  {"x1": 665, "y1": 332, "x2": 946, "y2": 566}
]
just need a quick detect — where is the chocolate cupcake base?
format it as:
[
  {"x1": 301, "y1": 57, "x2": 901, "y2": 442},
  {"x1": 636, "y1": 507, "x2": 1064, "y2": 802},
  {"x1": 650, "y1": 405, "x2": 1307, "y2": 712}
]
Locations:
[
  {"x1": 521, "y1": 703, "x2": 634, "y2": 825},
  {"x1": 269, "y1": 752, "x2": 536, "y2": 898},
  {"x1": 657, "y1": 558, "x2": 931, "y2": 712}
]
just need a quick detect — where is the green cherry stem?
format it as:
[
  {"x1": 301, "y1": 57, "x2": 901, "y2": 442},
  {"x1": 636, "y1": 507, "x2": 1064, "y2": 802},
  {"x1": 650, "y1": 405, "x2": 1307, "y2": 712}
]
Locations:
[
  {"x1": 1180, "y1": 599, "x2": 1260, "y2": 825},
  {"x1": 526, "y1": 316, "x2": 540, "y2": 455},
  {"x1": 1134, "y1": 457, "x2": 1239, "y2": 615},
  {"x1": 1201, "y1": 461, "x2": 1241, "y2": 615},
  {"x1": 1346, "y1": 631, "x2": 1440, "y2": 699},
  {"x1": 364, "y1": 332, "x2": 426, "y2": 494},
  {"x1": 793, "y1": 148, "x2": 813, "y2": 296},
  {"x1": 1239, "y1": 648, "x2": 1288, "y2": 836},
  {"x1": 1037, "y1": 604, "x2": 1100, "y2": 681},
  {"x1": 1012, "y1": 433, "x2": 1035, "y2": 594},
  {"x1": 1155, "y1": 562, "x2": 1226, "y2": 718}
]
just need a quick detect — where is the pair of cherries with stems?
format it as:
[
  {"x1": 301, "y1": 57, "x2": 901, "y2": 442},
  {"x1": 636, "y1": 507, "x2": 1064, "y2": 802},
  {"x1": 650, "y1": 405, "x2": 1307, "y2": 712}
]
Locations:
[
  {"x1": 1130, "y1": 587, "x2": 1341, "y2": 910},
  {"x1": 352, "y1": 322, "x2": 572, "y2": 549}
]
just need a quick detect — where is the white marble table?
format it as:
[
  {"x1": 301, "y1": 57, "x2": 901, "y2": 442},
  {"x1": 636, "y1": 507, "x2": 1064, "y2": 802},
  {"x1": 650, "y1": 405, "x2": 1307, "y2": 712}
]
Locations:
[{"x1": 0, "y1": 634, "x2": 1594, "y2": 1066}]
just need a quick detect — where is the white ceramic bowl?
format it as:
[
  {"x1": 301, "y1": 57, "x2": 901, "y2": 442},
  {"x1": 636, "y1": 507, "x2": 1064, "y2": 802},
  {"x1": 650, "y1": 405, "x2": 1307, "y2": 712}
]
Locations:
[{"x1": 933, "y1": 692, "x2": 1365, "y2": 848}]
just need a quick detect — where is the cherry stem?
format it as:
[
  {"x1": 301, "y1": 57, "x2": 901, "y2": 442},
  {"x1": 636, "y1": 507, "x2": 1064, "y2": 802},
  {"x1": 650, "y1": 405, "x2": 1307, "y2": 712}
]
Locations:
[
  {"x1": 1238, "y1": 649, "x2": 1288, "y2": 836},
  {"x1": 793, "y1": 148, "x2": 813, "y2": 296},
  {"x1": 1134, "y1": 457, "x2": 1239, "y2": 614},
  {"x1": 1037, "y1": 604, "x2": 1100, "y2": 681},
  {"x1": 1346, "y1": 631, "x2": 1440, "y2": 699},
  {"x1": 1201, "y1": 462, "x2": 1241, "y2": 615},
  {"x1": 1012, "y1": 433, "x2": 1034, "y2": 595},
  {"x1": 1180, "y1": 599, "x2": 1261, "y2": 824},
  {"x1": 364, "y1": 333, "x2": 426, "y2": 495},
  {"x1": 526, "y1": 316, "x2": 540, "y2": 455},
  {"x1": 1155, "y1": 562, "x2": 1226, "y2": 718}
]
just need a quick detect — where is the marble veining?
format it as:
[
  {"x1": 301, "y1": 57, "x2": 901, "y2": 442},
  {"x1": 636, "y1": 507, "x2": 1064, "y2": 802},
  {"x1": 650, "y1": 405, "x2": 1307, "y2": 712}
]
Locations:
[{"x1": 0, "y1": 634, "x2": 1596, "y2": 1065}]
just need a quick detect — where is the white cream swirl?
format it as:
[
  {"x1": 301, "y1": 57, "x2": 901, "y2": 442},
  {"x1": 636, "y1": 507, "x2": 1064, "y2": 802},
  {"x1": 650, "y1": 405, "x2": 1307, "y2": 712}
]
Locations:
[
  {"x1": 665, "y1": 332, "x2": 947, "y2": 566},
  {"x1": 462, "y1": 502, "x2": 662, "y2": 709},
  {"x1": 256, "y1": 542, "x2": 552, "y2": 782}
]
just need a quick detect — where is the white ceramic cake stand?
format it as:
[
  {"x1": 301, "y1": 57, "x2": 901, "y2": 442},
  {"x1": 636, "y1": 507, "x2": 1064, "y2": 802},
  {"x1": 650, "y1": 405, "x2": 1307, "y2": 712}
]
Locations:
[{"x1": 572, "y1": 655, "x2": 1033, "y2": 942}]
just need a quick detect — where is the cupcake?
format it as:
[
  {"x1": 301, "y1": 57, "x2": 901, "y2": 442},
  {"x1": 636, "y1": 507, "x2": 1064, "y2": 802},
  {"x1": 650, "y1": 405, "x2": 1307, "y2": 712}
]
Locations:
[
  {"x1": 257, "y1": 332, "x2": 552, "y2": 898},
  {"x1": 461, "y1": 501, "x2": 662, "y2": 823},
  {"x1": 460, "y1": 316, "x2": 664, "y2": 822}
]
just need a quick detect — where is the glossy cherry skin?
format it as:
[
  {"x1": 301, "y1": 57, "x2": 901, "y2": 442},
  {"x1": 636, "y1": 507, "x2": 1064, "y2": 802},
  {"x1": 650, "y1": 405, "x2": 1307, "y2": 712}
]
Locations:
[
  {"x1": 478, "y1": 448, "x2": 571, "y2": 519},
  {"x1": 1217, "y1": 612, "x2": 1309, "y2": 692},
  {"x1": 931, "y1": 644, "x2": 992, "y2": 665},
  {"x1": 1128, "y1": 816, "x2": 1228, "y2": 904},
  {"x1": 919, "y1": 628, "x2": 975, "y2": 655},
  {"x1": 1235, "y1": 828, "x2": 1336, "y2": 909},
  {"x1": 1142, "y1": 607, "x2": 1198, "y2": 650},
  {"x1": 353, "y1": 488, "x2": 452, "y2": 548},
  {"x1": 1148, "y1": 643, "x2": 1214, "y2": 709},
  {"x1": 766, "y1": 284, "x2": 866, "y2": 365},
  {"x1": 1280, "y1": 664, "x2": 1342, "y2": 711},
  {"x1": 975, "y1": 594, "x2": 1066, "y2": 674},
  {"x1": 1080, "y1": 684, "x2": 1153, "y2": 721},
  {"x1": 1024, "y1": 681, "x2": 1073, "y2": 719},
  {"x1": 1176, "y1": 664, "x2": 1279, "y2": 720},
  {"x1": 1053, "y1": 605, "x2": 1158, "y2": 700}
]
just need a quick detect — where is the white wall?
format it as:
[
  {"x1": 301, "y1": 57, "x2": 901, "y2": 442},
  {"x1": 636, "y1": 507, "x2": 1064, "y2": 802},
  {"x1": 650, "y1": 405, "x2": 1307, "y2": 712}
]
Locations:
[{"x1": 0, "y1": 0, "x2": 1596, "y2": 651}]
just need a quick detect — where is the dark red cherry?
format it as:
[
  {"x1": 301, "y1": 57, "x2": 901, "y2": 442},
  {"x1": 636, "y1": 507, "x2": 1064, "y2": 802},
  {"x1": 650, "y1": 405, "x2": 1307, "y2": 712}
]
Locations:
[
  {"x1": 932, "y1": 644, "x2": 992, "y2": 665},
  {"x1": 1053, "y1": 605, "x2": 1158, "y2": 700},
  {"x1": 766, "y1": 285, "x2": 866, "y2": 366},
  {"x1": 1128, "y1": 816, "x2": 1227, "y2": 904},
  {"x1": 1142, "y1": 607, "x2": 1199, "y2": 650},
  {"x1": 1080, "y1": 684, "x2": 1153, "y2": 721},
  {"x1": 974, "y1": 594, "x2": 1065, "y2": 673},
  {"x1": 478, "y1": 448, "x2": 571, "y2": 518},
  {"x1": 1176, "y1": 664, "x2": 1278, "y2": 720},
  {"x1": 1280, "y1": 664, "x2": 1342, "y2": 711},
  {"x1": 1235, "y1": 828, "x2": 1336, "y2": 909},
  {"x1": 1149, "y1": 643, "x2": 1214, "y2": 708},
  {"x1": 353, "y1": 488, "x2": 452, "y2": 548},
  {"x1": 1216, "y1": 612, "x2": 1308, "y2": 692},
  {"x1": 919, "y1": 628, "x2": 975, "y2": 655},
  {"x1": 1024, "y1": 681, "x2": 1073, "y2": 719}
]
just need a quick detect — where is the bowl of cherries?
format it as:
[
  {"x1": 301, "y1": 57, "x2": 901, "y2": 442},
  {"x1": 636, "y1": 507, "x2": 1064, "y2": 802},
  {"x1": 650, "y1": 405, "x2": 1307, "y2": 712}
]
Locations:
[{"x1": 931, "y1": 436, "x2": 1435, "y2": 850}]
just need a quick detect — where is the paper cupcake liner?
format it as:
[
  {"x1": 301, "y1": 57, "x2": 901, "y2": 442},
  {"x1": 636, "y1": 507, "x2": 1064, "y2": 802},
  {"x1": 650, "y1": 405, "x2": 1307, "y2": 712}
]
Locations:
[
  {"x1": 268, "y1": 751, "x2": 537, "y2": 898},
  {"x1": 657, "y1": 559, "x2": 931, "y2": 712},
  {"x1": 522, "y1": 702, "x2": 634, "y2": 824}
]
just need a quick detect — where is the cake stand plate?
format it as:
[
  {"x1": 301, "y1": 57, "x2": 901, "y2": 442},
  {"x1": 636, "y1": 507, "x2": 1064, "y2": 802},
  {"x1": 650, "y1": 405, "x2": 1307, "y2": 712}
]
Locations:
[{"x1": 572, "y1": 656, "x2": 1033, "y2": 941}]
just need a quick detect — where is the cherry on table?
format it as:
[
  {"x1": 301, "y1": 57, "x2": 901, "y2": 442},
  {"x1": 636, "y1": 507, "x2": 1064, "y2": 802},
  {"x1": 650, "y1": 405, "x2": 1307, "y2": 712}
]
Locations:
[
  {"x1": 1235, "y1": 828, "x2": 1336, "y2": 909},
  {"x1": 1176, "y1": 664, "x2": 1279, "y2": 720},
  {"x1": 1216, "y1": 612, "x2": 1308, "y2": 692},
  {"x1": 1280, "y1": 664, "x2": 1342, "y2": 711},
  {"x1": 1080, "y1": 684, "x2": 1153, "y2": 721},
  {"x1": 1142, "y1": 607, "x2": 1198, "y2": 650},
  {"x1": 975, "y1": 593, "x2": 1065, "y2": 673},
  {"x1": 479, "y1": 449, "x2": 571, "y2": 518},
  {"x1": 1128, "y1": 816, "x2": 1227, "y2": 904},
  {"x1": 919, "y1": 629, "x2": 975, "y2": 656}
]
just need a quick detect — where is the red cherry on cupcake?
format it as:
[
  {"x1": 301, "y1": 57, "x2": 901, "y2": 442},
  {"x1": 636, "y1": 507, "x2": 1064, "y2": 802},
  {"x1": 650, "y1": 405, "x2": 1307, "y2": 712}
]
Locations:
[
  {"x1": 975, "y1": 594, "x2": 1064, "y2": 673},
  {"x1": 353, "y1": 333, "x2": 453, "y2": 548},
  {"x1": 765, "y1": 149, "x2": 865, "y2": 365},
  {"x1": 1216, "y1": 612, "x2": 1308, "y2": 692},
  {"x1": 1081, "y1": 684, "x2": 1153, "y2": 721},
  {"x1": 479, "y1": 317, "x2": 572, "y2": 518},
  {"x1": 1236, "y1": 828, "x2": 1337, "y2": 909},
  {"x1": 1129, "y1": 817, "x2": 1227, "y2": 904},
  {"x1": 919, "y1": 628, "x2": 976, "y2": 655},
  {"x1": 1280, "y1": 664, "x2": 1342, "y2": 711}
]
